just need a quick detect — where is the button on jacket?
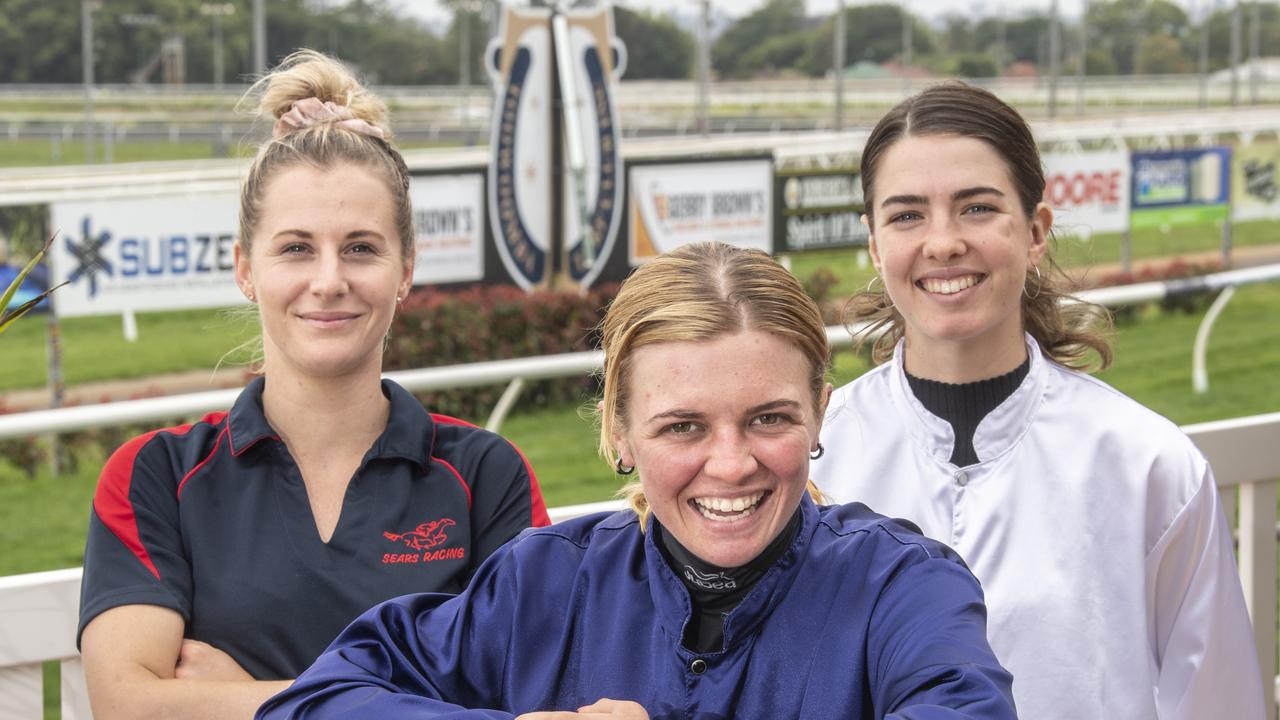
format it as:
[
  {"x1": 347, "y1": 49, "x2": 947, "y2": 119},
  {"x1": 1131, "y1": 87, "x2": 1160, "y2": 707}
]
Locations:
[
  {"x1": 79, "y1": 377, "x2": 550, "y2": 679},
  {"x1": 257, "y1": 496, "x2": 1017, "y2": 719},
  {"x1": 813, "y1": 335, "x2": 1264, "y2": 719}
]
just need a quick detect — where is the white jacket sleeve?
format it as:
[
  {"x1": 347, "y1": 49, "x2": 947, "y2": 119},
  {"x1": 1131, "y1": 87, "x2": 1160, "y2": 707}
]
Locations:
[{"x1": 1147, "y1": 460, "x2": 1267, "y2": 720}]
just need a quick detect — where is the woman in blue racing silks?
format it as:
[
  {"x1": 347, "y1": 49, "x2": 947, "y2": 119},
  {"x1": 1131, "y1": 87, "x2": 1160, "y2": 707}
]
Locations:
[{"x1": 257, "y1": 241, "x2": 1016, "y2": 720}]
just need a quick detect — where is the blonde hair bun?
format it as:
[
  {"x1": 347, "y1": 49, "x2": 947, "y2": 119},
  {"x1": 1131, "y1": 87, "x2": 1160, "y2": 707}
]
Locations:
[{"x1": 252, "y1": 49, "x2": 390, "y2": 140}]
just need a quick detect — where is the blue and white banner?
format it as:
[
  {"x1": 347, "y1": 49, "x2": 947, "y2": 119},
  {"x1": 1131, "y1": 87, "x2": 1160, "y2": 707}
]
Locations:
[
  {"x1": 1130, "y1": 147, "x2": 1231, "y2": 228},
  {"x1": 559, "y1": 7, "x2": 626, "y2": 289},
  {"x1": 49, "y1": 195, "x2": 242, "y2": 317},
  {"x1": 486, "y1": 7, "x2": 554, "y2": 290}
]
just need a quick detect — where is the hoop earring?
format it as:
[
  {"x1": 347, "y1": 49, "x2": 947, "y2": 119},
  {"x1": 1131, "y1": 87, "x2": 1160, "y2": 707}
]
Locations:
[
  {"x1": 1023, "y1": 264, "x2": 1042, "y2": 300},
  {"x1": 809, "y1": 443, "x2": 824, "y2": 460},
  {"x1": 865, "y1": 275, "x2": 883, "y2": 294},
  {"x1": 614, "y1": 457, "x2": 635, "y2": 475}
]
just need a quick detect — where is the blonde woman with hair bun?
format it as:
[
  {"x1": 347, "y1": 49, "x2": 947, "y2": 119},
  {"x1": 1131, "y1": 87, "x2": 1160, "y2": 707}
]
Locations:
[{"x1": 77, "y1": 51, "x2": 549, "y2": 719}]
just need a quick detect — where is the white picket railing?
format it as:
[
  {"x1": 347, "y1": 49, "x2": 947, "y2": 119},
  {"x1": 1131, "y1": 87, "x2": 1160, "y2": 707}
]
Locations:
[{"x1": 0, "y1": 412, "x2": 1276, "y2": 719}]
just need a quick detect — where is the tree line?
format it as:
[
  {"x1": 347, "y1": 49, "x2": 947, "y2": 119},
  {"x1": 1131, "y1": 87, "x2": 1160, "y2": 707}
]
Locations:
[
  {"x1": 711, "y1": 0, "x2": 1280, "y2": 80},
  {"x1": 0, "y1": 0, "x2": 1274, "y2": 86}
]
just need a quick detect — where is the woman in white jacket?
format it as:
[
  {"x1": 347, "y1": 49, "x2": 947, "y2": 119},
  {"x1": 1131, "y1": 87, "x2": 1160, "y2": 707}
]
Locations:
[{"x1": 811, "y1": 81, "x2": 1265, "y2": 720}]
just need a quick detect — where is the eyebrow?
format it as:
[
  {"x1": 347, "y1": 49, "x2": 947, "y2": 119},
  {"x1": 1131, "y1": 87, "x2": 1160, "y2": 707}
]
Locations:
[
  {"x1": 271, "y1": 229, "x2": 387, "y2": 241},
  {"x1": 879, "y1": 186, "x2": 1006, "y2": 209},
  {"x1": 644, "y1": 399, "x2": 803, "y2": 425}
]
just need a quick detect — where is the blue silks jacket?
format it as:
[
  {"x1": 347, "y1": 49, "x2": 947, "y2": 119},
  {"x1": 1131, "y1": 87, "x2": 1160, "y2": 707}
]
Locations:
[{"x1": 257, "y1": 497, "x2": 1016, "y2": 719}]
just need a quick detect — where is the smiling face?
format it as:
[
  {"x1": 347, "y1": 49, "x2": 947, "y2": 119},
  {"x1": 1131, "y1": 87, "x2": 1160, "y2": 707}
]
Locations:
[
  {"x1": 616, "y1": 330, "x2": 826, "y2": 568},
  {"x1": 867, "y1": 134, "x2": 1050, "y2": 379},
  {"x1": 235, "y1": 163, "x2": 412, "y2": 381}
]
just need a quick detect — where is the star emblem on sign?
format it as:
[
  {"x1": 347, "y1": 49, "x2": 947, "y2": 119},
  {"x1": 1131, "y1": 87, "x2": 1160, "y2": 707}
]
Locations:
[{"x1": 65, "y1": 216, "x2": 113, "y2": 298}]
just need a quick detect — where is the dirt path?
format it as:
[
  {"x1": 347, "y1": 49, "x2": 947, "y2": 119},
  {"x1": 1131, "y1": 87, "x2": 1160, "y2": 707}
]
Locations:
[
  {"x1": 4, "y1": 245, "x2": 1280, "y2": 413},
  {"x1": 1, "y1": 367, "x2": 250, "y2": 413}
]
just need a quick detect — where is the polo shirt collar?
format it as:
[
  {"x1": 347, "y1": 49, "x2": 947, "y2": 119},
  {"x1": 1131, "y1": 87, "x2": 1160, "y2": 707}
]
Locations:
[
  {"x1": 368, "y1": 379, "x2": 436, "y2": 469},
  {"x1": 227, "y1": 376, "x2": 278, "y2": 456},
  {"x1": 226, "y1": 377, "x2": 436, "y2": 468}
]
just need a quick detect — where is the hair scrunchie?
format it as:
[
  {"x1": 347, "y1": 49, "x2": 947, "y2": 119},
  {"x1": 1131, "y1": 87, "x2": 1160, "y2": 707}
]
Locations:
[{"x1": 272, "y1": 97, "x2": 386, "y2": 140}]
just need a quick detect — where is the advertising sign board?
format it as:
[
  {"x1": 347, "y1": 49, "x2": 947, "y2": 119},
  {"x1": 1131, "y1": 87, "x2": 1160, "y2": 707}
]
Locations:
[
  {"x1": 49, "y1": 195, "x2": 241, "y2": 317},
  {"x1": 774, "y1": 167, "x2": 867, "y2": 251},
  {"x1": 1043, "y1": 151, "x2": 1129, "y2": 238},
  {"x1": 1130, "y1": 148, "x2": 1231, "y2": 229},
  {"x1": 1232, "y1": 142, "x2": 1280, "y2": 223},
  {"x1": 411, "y1": 173, "x2": 485, "y2": 286},
  {"x1": 627, "y1": 158, "x2": 773, "y2": 265}
]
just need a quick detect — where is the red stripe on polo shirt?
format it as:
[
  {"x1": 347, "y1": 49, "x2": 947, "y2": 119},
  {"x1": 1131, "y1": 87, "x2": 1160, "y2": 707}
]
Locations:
[
  {"x1": 94, "y1": 413, "x2": 226, "y2": 581},
  {"x1": 430, "y1": 413, "x2": 550, "y2": 527},
  {"x1": 177, "y1": 420, "x2": 230, "y2": 499},
  {"x1": 432, "y1": 456, "x2": 472, "y2": 509}
]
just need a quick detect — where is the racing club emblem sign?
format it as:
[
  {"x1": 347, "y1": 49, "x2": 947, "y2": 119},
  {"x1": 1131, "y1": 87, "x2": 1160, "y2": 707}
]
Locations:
[
  {"x1": 558, "y1": 7, "x2": 625, "y2": 289},
  {"x1": 486, "y1": 5, "x2": 625, "y2": 291}
]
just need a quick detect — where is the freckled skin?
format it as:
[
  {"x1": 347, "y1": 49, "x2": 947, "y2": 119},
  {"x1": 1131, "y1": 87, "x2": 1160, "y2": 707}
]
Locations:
[{"x1": 616, "y1": 331, "x2": 828, "y2": 568}]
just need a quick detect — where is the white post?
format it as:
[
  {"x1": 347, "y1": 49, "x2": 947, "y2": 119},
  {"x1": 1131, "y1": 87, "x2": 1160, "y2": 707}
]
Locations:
[
  {"x1": 122, "y1": 307, "x2": 139, "y2": 342},
  {"x1": 1191, "y1": 286, "x2": 1236, "y2": 394},
  {"x1": 1240, "y1": 478, "x2": 1278, "y2": 720}
]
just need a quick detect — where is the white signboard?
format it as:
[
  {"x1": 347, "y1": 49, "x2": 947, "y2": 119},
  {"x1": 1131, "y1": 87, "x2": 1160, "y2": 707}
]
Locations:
[
  {"x1": 1043, "y1": 150, "x2": 1130, "y2": 238},
  {"x1": 49, "y1": 195, "x2": 243, "y2": 317},
  {"x1": 628, "y1": 159, "x2": 773, "y2": 265},
  {"x1": 410, "y1": 174, "x2": 485, "y2": 285}
]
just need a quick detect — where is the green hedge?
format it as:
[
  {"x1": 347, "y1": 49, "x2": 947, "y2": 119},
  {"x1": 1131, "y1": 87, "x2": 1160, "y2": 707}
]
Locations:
[{"x1": 385, "y1": 284, "x2": 620, "y2": 422}]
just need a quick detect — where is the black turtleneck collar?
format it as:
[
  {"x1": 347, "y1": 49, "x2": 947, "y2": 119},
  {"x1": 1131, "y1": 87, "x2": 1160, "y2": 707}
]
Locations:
[
  {"x1": 656, "y1": 507, "x2": 803, "y2": 654},
  {"x1": 905, "y1": 356, "x2": 1030, "y2": 467}
]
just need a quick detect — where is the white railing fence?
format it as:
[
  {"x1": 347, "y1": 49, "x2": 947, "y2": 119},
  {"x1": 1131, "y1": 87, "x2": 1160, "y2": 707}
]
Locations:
[{"x1": 0, "y1": 412, "x2": 1276, "y2": 719}]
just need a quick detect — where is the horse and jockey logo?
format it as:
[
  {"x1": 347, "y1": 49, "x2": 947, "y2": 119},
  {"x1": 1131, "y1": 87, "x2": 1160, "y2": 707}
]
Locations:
[
  {"x1": 384, "y1": 518, "x2": 457, "y2": 551},
  {"x1": 381, "y1": 517, "x2": 465, "y2": 564}
]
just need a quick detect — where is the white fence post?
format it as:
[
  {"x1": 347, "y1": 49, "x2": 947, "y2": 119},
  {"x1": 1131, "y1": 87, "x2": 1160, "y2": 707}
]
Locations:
[
  {"x1": 0, "y1": 665, "x2": 42, "y2": 718},
  {"x1": 1241, "y1": 479, "x2": 1279, "y2": 720},
  {"x1": 62, "y1": 656, "x2": 92, "y2": 720}
]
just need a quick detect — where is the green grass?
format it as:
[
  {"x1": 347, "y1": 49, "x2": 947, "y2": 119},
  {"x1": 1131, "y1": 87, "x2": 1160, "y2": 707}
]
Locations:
[
  {"x1": 0, "y1": 308, "x2": 256, "y2": 393},
  {"x1": 1097, "y1": 283, "x2": 1280, "y2": 424},
  {"x1": 0, "y1": 139, "x2": 252, "y2": 167},
  {"x1": 0, "y1": 461, "x2": 96, "y2": 575},
  {"x1": 1056, "y1": 218, "x2": 1280, "y2": 269}
]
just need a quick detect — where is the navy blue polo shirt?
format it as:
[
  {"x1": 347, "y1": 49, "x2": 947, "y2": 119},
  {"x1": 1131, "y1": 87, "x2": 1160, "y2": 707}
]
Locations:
[{"x1": 78, "y1": 377, "x2": 549, "y2": 680}]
